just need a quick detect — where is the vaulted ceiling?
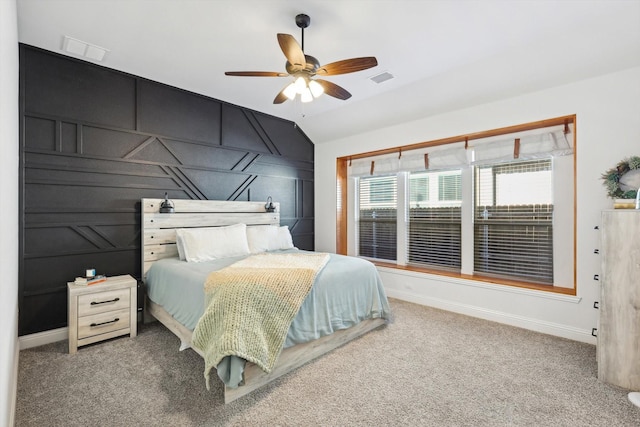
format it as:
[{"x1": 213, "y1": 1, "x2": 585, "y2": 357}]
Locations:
[{"x1": 16, "y1": 0, "x2": 640, "y2": 144}]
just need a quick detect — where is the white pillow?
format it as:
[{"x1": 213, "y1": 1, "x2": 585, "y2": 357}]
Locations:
[
  {"x1": 175, "y1": 233, "x2": 186, "y2": 260},
  {"x1": 176, "y1": 224, "x2": 250, "y2": 262},
  {"x1": 246, "y1": 225, "x2": 279, "y2": 254},
  {"x1": 274, "y1": 226, "x2": 295, "y2": 250},
  {"x1": 245, "y1": 225, "x2": 295, "y2": 252}
]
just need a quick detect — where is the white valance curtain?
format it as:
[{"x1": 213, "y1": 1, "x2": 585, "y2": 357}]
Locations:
[
  {"x1": 470, "y1": 125, "x2": 573, "y2": 166},
  {"x1": 402, "y1": 142, "x2": 468, "y2": 172},
  {"x1": 349, "y1": 124, "x2": 573, "y2": 177}
]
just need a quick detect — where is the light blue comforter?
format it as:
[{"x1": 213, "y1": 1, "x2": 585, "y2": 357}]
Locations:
[{"x1": 146, "y1": 249, "x2": 391, "y2": 388}]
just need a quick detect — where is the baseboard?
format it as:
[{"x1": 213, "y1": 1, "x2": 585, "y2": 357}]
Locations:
[
  {"x1": 7, "y1": 308, "x2": 19, "y2": 427},
  {"x1": 386, "y1": 288, "x2": 596, "y2": 345},
  {"x1": 19, "y1": 327, "x2": 68, "y2": 350},
  {"x1": 8, "y1": 339, "x2": 18, "y2": 427}
]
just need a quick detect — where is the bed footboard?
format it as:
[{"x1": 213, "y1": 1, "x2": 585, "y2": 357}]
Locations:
[
  {"x1": 224, "y1": 316, "x2": 386, "y2": 403},
  {"x1": 146, "y1": 298, "x2": 386, "y2": 403}
]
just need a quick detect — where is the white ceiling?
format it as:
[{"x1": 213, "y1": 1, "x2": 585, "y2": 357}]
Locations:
[{"x1": 16, "y1": 0, "x2": 640, "y2": 144}]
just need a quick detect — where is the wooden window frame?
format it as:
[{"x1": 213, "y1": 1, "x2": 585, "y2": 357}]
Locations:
[{"x1": 335, "y1": 115, "x2": 577, "y2": 296}]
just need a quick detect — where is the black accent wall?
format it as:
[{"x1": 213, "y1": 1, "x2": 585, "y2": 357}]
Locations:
[{"x1": 19, "y1": 45, "x2": 315, "y2": 336}]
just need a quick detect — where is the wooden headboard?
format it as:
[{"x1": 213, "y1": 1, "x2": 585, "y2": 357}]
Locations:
[{"x1": 141, "y1": 198, "x2": 280, "y2": 280}]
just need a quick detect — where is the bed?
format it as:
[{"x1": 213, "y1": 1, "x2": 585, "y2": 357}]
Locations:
[{"x1": 141, "y1": 198, "x2": 390, "y2": 403}]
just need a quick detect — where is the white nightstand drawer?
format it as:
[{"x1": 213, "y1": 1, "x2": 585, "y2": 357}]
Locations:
[
  {"x1": 77, "y1": 308, "x2": 131, "y2": 340},
  {"x1": 78, "y1": 288, "x2": 131, "y2": 317}
]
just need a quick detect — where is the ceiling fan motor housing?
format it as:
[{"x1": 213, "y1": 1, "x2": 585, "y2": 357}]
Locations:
[{"x1": 286, "y1": 55, "x2": 320, "y2": 75}]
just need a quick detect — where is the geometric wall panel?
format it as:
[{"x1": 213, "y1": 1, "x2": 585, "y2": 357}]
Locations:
[
  {"x1": 137, "y1": 80, "x2": 222, "y2": 144},
  {"x1": 21, "y1": 292, "x2": 68, "y2": 333},
  {"x1": 255, "y1": 113, "x2": 314, "y2": 163},
  {"x1": 178, "y1": 169, "x2": 254, "y2": 201},
  {"x1": 163, "y1": 138, "x2": 248, "y2": 170},
  {"x1": 19, "y1": 44, "x2": 315, "y2": 335},
  {"x1": 61, "y1": 122, "x2": 78, "y2": 153},
  {"x1": 221, "y1": 104, "x2": 274, "y2": 154},
  {"x1": 23, "y1": 46, "x2": 137, "y2": 130},
  {"x1": 123, "y1": 138, "x2": 182, "y2": 165},
  {"x1": 24, "y1": 116, "x2": 55, "y2": 151},
  {"x1": 82, "y1": 127, "x2": 151, "y2": 158},
  {"x1": 243, "y1": 175, "x2": 298, "y2": 218},
  {"x1": 301, "y1": 180, "x2": 314, "y2": 217}
]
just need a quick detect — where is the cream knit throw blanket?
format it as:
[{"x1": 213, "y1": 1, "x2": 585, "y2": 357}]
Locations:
[{"x1": 192, "y1": 252, "x2": 330, "y2": 389}]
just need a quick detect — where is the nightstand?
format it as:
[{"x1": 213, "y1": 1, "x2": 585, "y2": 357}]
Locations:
[{"x1": 67, "y1": 274, "x2": 137, "y2": 354}]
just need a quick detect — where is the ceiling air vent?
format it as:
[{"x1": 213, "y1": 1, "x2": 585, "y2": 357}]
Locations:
[
  {"x1": 62, "y1": 36, "x2": 109, "y2": 62},
  {"x1": 369, "y1": 71, "x2": 394, "y2": 84}
]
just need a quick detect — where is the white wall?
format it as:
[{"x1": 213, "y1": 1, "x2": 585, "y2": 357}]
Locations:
[
  {"x1": 315, "y1": 66, "x2": 640, "y2": 344},
  {"x1": 0, "y1": 0, "x2": 20, "y2": 425}
]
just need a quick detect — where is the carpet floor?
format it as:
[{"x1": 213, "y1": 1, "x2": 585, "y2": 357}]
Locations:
[{"x1": 15, "y1": 298, "x2": 640, "y2": 426}]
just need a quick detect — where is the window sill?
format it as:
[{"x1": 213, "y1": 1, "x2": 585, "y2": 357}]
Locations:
[{"x1": 371, "y1": 261, "x2": 579, "y2": 300}]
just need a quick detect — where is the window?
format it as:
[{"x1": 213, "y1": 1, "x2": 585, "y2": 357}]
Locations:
[
  {"x1": 408, "y1": 170, "x2": 462, "y2": 270},
  {"x1": 438, "y1": 174, "x2": 461, "y2": 201},
  {"x1": 342, "y1": 116, "x2": 575, "y2": 293},
  {"x1": 410, "y1": 174, "x2": 429, "y2": 206},
  {"x1": 358, "y1": 175, "x2": 397, "y2": 261},
  {"x1": 474, "y1": 160, "x2": 554, "y2": 284}
]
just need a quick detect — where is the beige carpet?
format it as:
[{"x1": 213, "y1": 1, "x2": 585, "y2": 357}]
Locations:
[{"x1": 15, "y1": 299, "x2": 640, "y2": 426}]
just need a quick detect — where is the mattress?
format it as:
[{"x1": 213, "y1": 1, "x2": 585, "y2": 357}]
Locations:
[{"x1": 145, "y1": 248, "x2": 391, "y2": 386}]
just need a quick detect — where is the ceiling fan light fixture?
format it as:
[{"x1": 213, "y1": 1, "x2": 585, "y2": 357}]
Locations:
[
  {"x1": 283, "y1": 82, "x2": 297, "y2": 100},
  {"x1": 300, "y1": 87, "x2": 313, "y2": 103},
  {"x1": 308, "y1": 80, "x2": 324, "y2": 98},
  {"x1": 294, "y1": 76, "x2": 307, "y2": 94}
]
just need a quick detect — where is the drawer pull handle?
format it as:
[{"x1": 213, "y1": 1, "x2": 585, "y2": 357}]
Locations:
[
  {"x1": 90, "y1": 297, "x2": 120, "y2": 306},
  {"x1": 90, "y1": 318, "x2": 119, "y2": 327}
]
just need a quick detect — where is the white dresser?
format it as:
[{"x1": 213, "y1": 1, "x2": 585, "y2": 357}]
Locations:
[{"x1": 598, "y1": 210, "x2": 640, "y2": 389}]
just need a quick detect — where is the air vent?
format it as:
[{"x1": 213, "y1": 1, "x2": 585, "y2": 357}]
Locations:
[
  {"x1": 62, "y1": 36, "x2": 109, "y2": 62},
  {"x1": 369, "y1": 71, "x2": 394, "y2": 84}
]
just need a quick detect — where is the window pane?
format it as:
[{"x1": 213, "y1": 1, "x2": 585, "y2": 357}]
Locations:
[
  {"x1": 438, "y1": 174, "x2": 461, "y2": 201},
  {"x1": 359, "y1": 176, "x2": 397, "y2": 261},
  {"x1": 474, "y1": 160, "x2": 554, "y2": 284},
  {"x1": 408, "y1": 170, "x2": 462, "y2": 270},
  {"x1": 410, "y1": 175, "x2": 429, "y2": 206}
]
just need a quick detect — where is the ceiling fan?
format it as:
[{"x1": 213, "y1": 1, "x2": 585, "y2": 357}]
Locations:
[{"x1": 224, "y1": 13, "x2": 378, "y2": 104}]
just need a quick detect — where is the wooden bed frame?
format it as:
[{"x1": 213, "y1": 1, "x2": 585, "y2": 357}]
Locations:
[{"x1": 141, "y1": 198, "x2": 386, "y2": 403}]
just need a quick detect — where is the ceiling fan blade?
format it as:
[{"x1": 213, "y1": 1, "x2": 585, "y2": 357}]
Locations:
[
  {"x1": 273, "y1": 87, "x2": 289, "y2": 104},
  {"x1": 225, "y1": 71, "x2": 288, "y2": 77},
  {"x1": 316, "y1": 57, "x2": 378, "y2": 76},
  {"x1": 315, "y1": 79, "x2": 352, "y2": 100},
  {"x1": 277, "y1": 33, "x2": 305, "y2": 71}
]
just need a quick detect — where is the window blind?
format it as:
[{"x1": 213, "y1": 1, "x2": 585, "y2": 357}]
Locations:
[
  {"x1": 358, "y1": 175, "x2": 397, "y2": 261},
  {"x1": 473, "y1": 160, "x2": 554, "y2": 284},
  {"x1": 408, "y1": 170, "x2": 462, "y2": 270}
]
